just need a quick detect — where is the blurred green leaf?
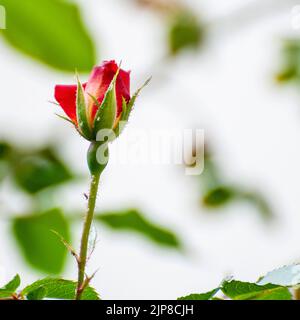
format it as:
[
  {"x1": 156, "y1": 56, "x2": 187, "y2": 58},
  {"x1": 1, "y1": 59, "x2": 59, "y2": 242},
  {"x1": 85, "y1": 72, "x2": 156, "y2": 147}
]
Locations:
[
  {"x1": 26, "y1": 286, "x2": 47, "y2": 300},
  {"x1": 197, "y1": 147, "x2": 273, "y2": 219},
  {"x1": 12, "y1": 147, "x2": 73, "y2": 194},
  {"x1": 168, "y1": 10, "x2": 204, "y2": 55},
  {"x1": 0, "y1": 141, "x2": 12, "y2": 181},
  {"x1": 0, "y1": 141, "x2": 12, "y2": 160},
  {"x1": 12, "y1": 208, "x2": 70, "y2": 274},
  {"x1": 222, "y1": 280, "x2": 292, "y2": 300},
  {"x1": 0, "y1": 160, "x2": 8, "y2": 183},
  {"x1": 178, "y1": 288, "x2": 219, "y2": 300},
  {"x1": 23, "y1": 278, "x2": 100, "y2": 300},
  {"x1": 258, "y1": 264, "x2": 300, "y2": 287},
  {"x1": 0, "y1": 0, "x2": 96, "y2": 72},
  {"x1": 276, "y1": 39, "x2": 300, "y2": 83},
  {"x1": 238, "y1": 191, "x2": 272, "y2": 220},
  {"x1": 202, "y1": 186, "x2": 235, "y2": 208},
  {"x1": 96, "y1": 209, "x2": 181, "y2": 249},
  {"x1": 202, "y1": 187, "x2": 273, "y2": 219}
]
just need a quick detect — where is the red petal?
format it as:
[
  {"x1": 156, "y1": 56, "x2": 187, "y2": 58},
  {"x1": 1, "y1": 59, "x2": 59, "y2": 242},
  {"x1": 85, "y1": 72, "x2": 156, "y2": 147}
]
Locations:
[
  {"x1": 85, "y1": 60, "x2": 131, "y2": 122},
  {"x1": 54, "y1": 83, "x2": 86, "y2": 123},
  {"x1": 116, "y1": 69, "x2": 131, "y2": 116}
]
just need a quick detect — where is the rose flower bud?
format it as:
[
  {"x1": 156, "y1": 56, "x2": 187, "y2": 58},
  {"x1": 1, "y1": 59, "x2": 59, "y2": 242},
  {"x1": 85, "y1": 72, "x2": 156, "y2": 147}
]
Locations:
[
  {"x1": 54, "y1": 60, "x2": 150, "y2": 174},
  {"x1": 54, "y1": 60, "x2": 140, "y2": 141}
]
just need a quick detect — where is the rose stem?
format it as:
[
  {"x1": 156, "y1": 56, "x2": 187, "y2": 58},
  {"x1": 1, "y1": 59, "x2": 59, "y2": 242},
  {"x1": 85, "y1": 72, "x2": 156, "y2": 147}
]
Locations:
[{"x1": 76, "y1": 173, "x2": 100, "y2": 300}]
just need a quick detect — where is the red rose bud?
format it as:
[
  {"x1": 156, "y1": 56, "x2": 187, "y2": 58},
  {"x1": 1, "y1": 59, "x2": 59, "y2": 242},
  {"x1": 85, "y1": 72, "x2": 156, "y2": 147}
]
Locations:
[
  {"x1": 54, "y1": 60, "x2": 150, "y2": 175},
  {"x1": 54, "y1": 60, "x2": 131, "y2": 140}
]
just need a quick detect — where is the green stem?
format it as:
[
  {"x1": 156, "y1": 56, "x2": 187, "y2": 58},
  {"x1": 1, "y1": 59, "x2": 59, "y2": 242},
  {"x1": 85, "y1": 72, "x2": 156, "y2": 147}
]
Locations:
[{"x1": 76, "y1": 173, "x2": 100, "y2": 300}]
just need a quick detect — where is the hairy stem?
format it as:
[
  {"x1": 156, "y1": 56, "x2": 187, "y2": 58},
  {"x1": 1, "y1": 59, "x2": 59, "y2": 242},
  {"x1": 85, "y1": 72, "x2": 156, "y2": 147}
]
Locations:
[{"x1": 76, "y1": 173, "x2": 100, "y2": 300}]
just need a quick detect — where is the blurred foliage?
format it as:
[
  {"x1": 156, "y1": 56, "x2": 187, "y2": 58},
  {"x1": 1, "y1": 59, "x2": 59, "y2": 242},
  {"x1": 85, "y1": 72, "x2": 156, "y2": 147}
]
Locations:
[
  {"x1": 0, "y1": 140, "x2": 182, "y2": 274},
  {"x1": 188, "y1": 145, "x2": 273, "y2": 220},
  {"x1": 0, "y1": 0, "x2": 295, "y2": 299},
  {"x1": 12, "y1": 208, "x2": 70, "y2": 274},
  {"x1": 203, "y1": 186, "x2": 272, "y2": 220},
  {"x1": 0, "y1": 141, "x2": 75, "y2": 194},
  {"x1": 202, "y1": 186, "x2": 235, "y2": 207},
  {"x1": 276, "y1": 39, "x2": 300, "y2": 83},
  {"x1": 96, "y1": 209, "x2": 181, "y2": 249},
  {"x1": 0, "y1": 141, "x2": 12, "y2": 182},
  {"x1": 168, "y1": 10, "x2": 204, "y2": 56},
  {"x1": 12, "y1": 147, "x2": 74, "y2": 194},
  {"x1": 135, "y1": 0, "x2": 204, "y2": 56},
  {"x1": 0, "y1": 141, "x2": 12, "y2": 159},
  {"x1": 0, "y1": 0, "x2": 96, "y2": 72}
]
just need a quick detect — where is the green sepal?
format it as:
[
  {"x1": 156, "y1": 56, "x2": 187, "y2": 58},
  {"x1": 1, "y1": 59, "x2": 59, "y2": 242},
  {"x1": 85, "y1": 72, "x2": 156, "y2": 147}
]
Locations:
[
  {"x1": 55, "y1": 113, "x2": 74, "y2": 125},
  {"x1": 114, "y1": 77, "x2": 151, "y2": 138},
  {"x1": 87, "y1": 141, "x2": 109, "y2": 176},
  {"x1": 92, "y1": 69, "x2": 119, "y2": 137},
  {"x1": 76, "y1": 77, "x2": 93, "y2": 140}
]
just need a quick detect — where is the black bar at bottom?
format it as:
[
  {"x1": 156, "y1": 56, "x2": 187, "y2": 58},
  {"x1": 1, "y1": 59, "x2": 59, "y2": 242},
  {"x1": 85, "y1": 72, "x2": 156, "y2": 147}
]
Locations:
[{"x1": 0, "y1": 300, "x2": 297, "y2": 318}]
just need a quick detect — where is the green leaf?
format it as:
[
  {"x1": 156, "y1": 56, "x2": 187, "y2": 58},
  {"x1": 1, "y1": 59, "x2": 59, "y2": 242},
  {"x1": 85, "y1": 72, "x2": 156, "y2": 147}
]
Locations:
[
  {"x1": 1, "y1": 274, "x2": 21, "y2": 292},
  {"x1": 0, "y1": 141, "x2": 13, "y2": 181},
  {"x1": 168, "y1": 10, "x2": 204, "y2": 55},
  {"x1": 258, "y1": 264, "x2": 300, "y2": 287},
  {"x1": 200, "y1": 151, "x2": 273, "y2": 219},
  {"x1": 0, "y1": 274, "x2": 21, "y2": 298},
  {"x1": 12, "y1": 147, "x2": 73, "y2": 194},
  {"x1": 276, "y1": 39, "x2": 300, "y2": 83},
  {"x1": 238, "y1": 191, "x2": 273, "y2": 220},
  {"x1": 0, "y1": 290, "x2": 13, "y2": 299},
  {"x1": 222, "y1": 280, "x2": 292, "y2": 300},
  {"x1": 23, "y1": 278, "x2": 100, "y2": 300},
  {"x1": 12, "y1": 208, "x2": 70, "y2": 274},
  {"x1": 0, "y1": 141, "x2": 12, "y2": 160},
  {"x1": 76, "y1": 78, "x2": 92, "y2": 140},
  {"x1": 93, "y1": 71, "x2": 118, "y2": 135},
  {"x1": 202, "y1": 186, "x2": 235, "y2": 208},
  {"x1": 0, "y1": 0, "x2": 96, "y2": 72},
  {"x1": 178, "y1": 288, "x2": 219, "y2": 300},
  {"x1": 26, "y1": 286, "x2": 47, "y2": 300},
  {"x1": 96, "y1": 209, "x2": 181, "y2": 249}
]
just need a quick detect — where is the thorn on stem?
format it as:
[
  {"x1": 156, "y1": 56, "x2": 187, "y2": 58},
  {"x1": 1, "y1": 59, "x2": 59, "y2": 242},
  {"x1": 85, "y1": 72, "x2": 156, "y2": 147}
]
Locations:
[{"x1": 51, "y1": 229, "x2": 79, "y2": 262}]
